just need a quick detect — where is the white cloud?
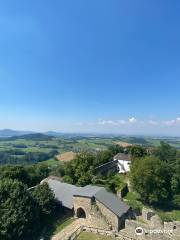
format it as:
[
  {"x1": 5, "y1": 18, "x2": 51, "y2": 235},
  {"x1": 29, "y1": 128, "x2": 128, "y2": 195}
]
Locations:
[
  {"x1": 117, "y1": 120, "x2": 126, "y2": 125},
  {"x1": 163, "y1": 117, "x2": 180, "y2": 126},
  {"x1": 98, "y1": 119, "x2": 126, "y2": 126},
  {"x1": 97, "y1": 116, "x2": 180, "y2": 132},
  {"x1": 128, "y1": 117, "x2": 137, "y2": 123},
  {"x1": 148, "y1": 120, "x2": 159, "y2": 125}
]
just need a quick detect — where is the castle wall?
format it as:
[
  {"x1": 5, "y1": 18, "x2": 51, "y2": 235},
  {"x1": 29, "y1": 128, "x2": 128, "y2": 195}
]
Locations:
[
  {"x1": 96, "y1": 200, "x2": 119, "y2": 231},
  {"x1": 73, "y1": 196, "x2": 92, "y2": 218}
]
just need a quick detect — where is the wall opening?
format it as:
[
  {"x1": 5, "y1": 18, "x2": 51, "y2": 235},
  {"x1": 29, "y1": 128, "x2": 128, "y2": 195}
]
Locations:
[{"x1": 77, "y1": 207, "x2": 86, "y2": 218}]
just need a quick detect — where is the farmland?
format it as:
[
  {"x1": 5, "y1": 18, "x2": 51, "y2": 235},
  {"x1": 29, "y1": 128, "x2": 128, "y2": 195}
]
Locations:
[{"x1": 1, "y1": 133, "x2": 180, "y2": 165}]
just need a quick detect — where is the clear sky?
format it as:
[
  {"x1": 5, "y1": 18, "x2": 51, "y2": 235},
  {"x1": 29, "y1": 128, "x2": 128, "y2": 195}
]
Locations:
[{"x1": 0, "y1": 0, "x2": 180, "y2": 135}]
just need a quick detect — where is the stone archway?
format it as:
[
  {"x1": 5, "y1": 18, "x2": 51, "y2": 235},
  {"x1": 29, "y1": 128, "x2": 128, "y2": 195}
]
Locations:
[{"x1": 76, "y1": 207, "x2": 86, "y2": 218}]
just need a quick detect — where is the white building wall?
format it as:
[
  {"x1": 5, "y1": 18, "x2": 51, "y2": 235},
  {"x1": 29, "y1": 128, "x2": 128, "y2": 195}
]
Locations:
[{"x1": 118, "y1": 160, "x2": 131, "y2": 173}]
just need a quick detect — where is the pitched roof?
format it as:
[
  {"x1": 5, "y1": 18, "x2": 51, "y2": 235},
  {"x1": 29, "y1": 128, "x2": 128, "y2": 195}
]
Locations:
[
  {"x1": 114, "y1": 153, "x2": 131, "y2": 161},
  {"x1": 45, "y1": 178, "x2": 130, "y2": 218},
  {"x1": 95, "y1": 160, "x2": 118, "y2": 172},
  {"x1": 74, "y1": 185, "x2": 104, "y2": 198},
  {"x1": 47, "y1": 179, "x2": 81, "y2": 209},
  {"x1": 95, "y1": 189, "x2": 130, "y2": 218}
]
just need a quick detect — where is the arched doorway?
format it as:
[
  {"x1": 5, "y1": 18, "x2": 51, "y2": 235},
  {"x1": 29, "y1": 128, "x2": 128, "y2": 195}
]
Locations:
[{"x1": 76, "y1": 207, "x2": 86, "y2": 218}]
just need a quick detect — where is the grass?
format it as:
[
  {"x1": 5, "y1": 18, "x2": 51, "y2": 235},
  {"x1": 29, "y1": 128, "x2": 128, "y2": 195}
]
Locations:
[
  {"x1": 124, "y1": 191, "x2": 144, "y2": 211},
  {"x1": 124, "y1": 192, "x2": 180, "y2": 222},
  {"x1": 124, "y1": 191, "x2": 140, "y2": 201},
  {"x1": 39, "y1": 210, "x2": 74, "y2": 240},
  {"x1": 157, "y1": 210, "x2": 180, "y2": 222},
  {"x1": 53, "y1": 217, "x2": 74, "y2": 234},
  {"x1": 43, "y1": 158, "x2": 60, "y2": 167},
  {"x1": 77, "y1": 232, "x2": 116, "y2": 240}
]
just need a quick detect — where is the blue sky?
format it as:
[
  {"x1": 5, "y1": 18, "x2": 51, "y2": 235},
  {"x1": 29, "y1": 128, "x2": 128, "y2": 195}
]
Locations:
[{"x1": 0, "y1": 0, "x2": 180, "y2": 135}]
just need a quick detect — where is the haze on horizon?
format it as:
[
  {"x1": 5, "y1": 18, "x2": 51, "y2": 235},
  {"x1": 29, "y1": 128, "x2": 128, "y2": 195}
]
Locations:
[{"x1": 0, "y1": 1, "x2": 180, "y2": 135}]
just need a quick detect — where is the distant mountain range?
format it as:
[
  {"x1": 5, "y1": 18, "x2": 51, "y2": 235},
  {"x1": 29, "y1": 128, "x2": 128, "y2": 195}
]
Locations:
[
  {"x1": 0, "y1": 129, "x2": 100, "y2": 138},
  {"x1": 0, "y1": 129, "x2": 34, "y2": 137},
  {"x1": 0, "y1": 129, "x2": 176, "y2": 139}
]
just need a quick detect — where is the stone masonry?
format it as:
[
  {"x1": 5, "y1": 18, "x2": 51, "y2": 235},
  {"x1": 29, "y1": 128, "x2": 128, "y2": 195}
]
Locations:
[{"x1": 73, "y1": 196, "x2": 92, "y2": 219}]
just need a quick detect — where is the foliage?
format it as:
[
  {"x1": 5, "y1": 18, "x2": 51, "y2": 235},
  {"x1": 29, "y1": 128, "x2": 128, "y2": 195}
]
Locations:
[
  {"x1": 131, "y1": 156, "x2": 171, "y2": 204},
  {"x1": 172, "y1": 195, "x2": 180, "y2": 209},
  {"x1": 105, "y1": 173, "x2": 127, "y2": 193},
  {"x1": 0, "y1": 164, "x2": 49, "y2": 187},
  {"x1": 124, "y1": 192, "x2": 143, "y2": 212},
  {"x1": 154, "y1": 141, "x2": 177, "y2": 164},
  {"x1": 0, "y1": 165, "x2": 30, "y2": 185},
  {"x1": 157, "y1": 210, "x2": 180, "y2": 222},
  {"x1": 130, "y1": 142, "x2": 180, "y2": 209},
  {"x1": 32, "y1": 183, "x2": 56, "y2": 219},
  {"x1": 63, "y1": 175, "x2": 74, "y2": 184},
  {"x1": 0, "y1": 149, "x2": 58, "y2": 165},
  {"x1": 127, "y1": 145, "x2": 147, "y2": 159},
  {"x1": 62, "y1": 146, "x2": 122, "y2": 186},
  {"x1": 107, "y1": 144, "x2": 124, "y2": 155},
  {"x1": 26, "y1": 164, "x2": 50, "y2": 187},
  {"x1": 171, "y1": 157, "x2": 180, "y2": 195},
  {"x1": 0, "y1": 179, "x2": 39, "y2": 240}
]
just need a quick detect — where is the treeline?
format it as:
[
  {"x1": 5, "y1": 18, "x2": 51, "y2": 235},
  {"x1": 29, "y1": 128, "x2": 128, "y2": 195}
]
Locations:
[
  {"x1": 0, "y1": 150, "x2": 58, "y2": 165},
  {"x1": 0, "y1": 133, "x2": 54, "y2": 141},
  {"x1": 0, "y1": 164, "x2": 50, "y2": 187},
  {"x1": 0, "y1": 164, "x2": 56, "y2": 240},
  {"x1": 52, "y1": 145, "x2": 126, "y2": 186},
  {"x1": 131, "y1": 141, "x2": 180, "y2": 210}
]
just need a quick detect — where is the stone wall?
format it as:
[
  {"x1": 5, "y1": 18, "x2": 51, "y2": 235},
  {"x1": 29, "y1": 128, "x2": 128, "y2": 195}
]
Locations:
[
  {"x1": 142, "y1": 208, "x2": 155, "y2": 221},
  {"x1": 96, "y1": 200, "x2": 119, "y2": 231},
  {"x1": 73, "y1": 196, "x2": 92, "y2": 219},
  {"x1": 164, "y1": 221, "x2": 180, "y2": 236}
]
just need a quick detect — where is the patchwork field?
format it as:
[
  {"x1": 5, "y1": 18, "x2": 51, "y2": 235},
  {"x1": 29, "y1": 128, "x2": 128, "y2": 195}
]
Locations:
[
  {"x1": 1, "y1": 134, "x2": 180, "y2": 166},
  {"x1": 56, "y1": 151, "x2": 77, "y2": 162},
  {"x1": 115, "y1": 141, "x2": 132, "y2": 147}
]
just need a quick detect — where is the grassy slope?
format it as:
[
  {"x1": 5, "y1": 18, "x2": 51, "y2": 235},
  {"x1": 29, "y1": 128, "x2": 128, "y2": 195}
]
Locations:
[
  {"x1": 40, "y1": 211, "x2": 74, "y2": 240},
  {"x1": 77, "y1": 232, "x2": 116, "y2": 240},
  {"x1": 124, "y1": 191, "x2": 180, "y2": 221}
]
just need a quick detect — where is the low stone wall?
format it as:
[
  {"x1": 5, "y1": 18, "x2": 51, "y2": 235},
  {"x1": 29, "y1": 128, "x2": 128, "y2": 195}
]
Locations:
[
  {"x1": 164, "y1": 221, "x2": 180, "y2": 236},
  {"x1": 66, "y1": 226, "x2": 136, "y2": 240},
  {"x1": 142, "y1": 208, "x2": 155, "y2": 221}
]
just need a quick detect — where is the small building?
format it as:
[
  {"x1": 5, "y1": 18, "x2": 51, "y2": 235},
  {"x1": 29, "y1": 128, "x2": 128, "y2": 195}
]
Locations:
[
  {"x1": 44, "y1": 178, "x2": 131, "y2": 231},
  {"x1": 114, "y1": 153, "x2": 131, "y2": 173},
  {"x1": 94, "y1": 160, "x2": 118, "y2": 175}
]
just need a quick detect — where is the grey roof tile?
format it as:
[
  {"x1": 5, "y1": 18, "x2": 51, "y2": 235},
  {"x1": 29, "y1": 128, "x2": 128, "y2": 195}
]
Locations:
[
  {"x1": 46, "y1": 179, "x2": 130, "y2": 218},
  {"x1": 47, "y1": 179, "x2": 81, "y2": 209},
  {"x1": 95, "y1": 189, "x2": 130, "y2": 217},
  {"x1": 74, "y1": 185, "x2": 104, "y2": 198}
]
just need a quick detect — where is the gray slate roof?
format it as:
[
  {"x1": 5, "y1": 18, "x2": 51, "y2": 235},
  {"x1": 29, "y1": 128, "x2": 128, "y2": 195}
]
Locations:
[
  {"x1": 95, "y1": 189, "x2": 130, "y2": 218},
  {"x1": 74, "y1": 185, "x2": 104, "y2": 198},
  {"x1": 114, "y1": 153, "x2": 131, "y2": 161},
  {"x1": 47, "y1": 179, "x2": 81, "y2": 209},
  {"x1": 46, "y1": 178, "x2": 130, "y2": 218}
]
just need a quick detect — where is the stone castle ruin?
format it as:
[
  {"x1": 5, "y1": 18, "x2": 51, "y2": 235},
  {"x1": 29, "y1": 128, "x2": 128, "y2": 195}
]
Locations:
[{"x1": 42, "y1": 176, "x2": 132, "y2": 232}]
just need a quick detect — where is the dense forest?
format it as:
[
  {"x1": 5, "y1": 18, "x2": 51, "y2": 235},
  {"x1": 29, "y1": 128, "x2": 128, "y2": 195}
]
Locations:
[
  {"x1": 0, "y1": 164, "x2": 56, "y2": 240},
  {"x1": 0, "y1": 149, "x2": 58, "y2": 165},
  {"x1": 131, "y1": 142, "x2": 180, "y2": 210}
]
